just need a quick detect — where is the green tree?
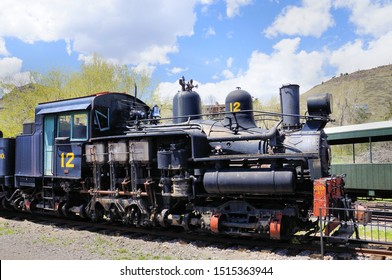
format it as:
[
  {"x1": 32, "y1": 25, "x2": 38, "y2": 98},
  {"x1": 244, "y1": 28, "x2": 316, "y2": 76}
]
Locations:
[
  {"x1": 149, "y1": 90, "x2": 174, "y2": 119},
  {"x1": 253, "y1": 96, "x2": 281, "y2": 129},
  {"x1": 0, "y1": 55, "x2": 154, "y2": 137}
]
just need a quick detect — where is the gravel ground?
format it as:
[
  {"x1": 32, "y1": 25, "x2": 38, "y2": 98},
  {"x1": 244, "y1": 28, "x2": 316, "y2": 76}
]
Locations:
[{"x1": 0, "y1": 216, "x2": 372, "y2": 260}]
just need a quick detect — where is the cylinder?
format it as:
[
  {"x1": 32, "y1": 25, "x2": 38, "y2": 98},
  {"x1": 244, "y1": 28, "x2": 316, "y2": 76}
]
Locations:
[
  {"x1": 172, "y1": 175, "x2": 191, "y2": 197},
  {"x1": 85, "y1": 143, "x2": 106, "y2": 164},
  {"x1": 157, "y1": 145, "x2": 188, "y2": 170},
  {"x1": 108, "y1": 141, "x2": 128, "y2": 164},
  {"x1": 280, "y1": 84, "x2": 300, "y2": 130},
  {"x1": 203, "y1": 169, "x2": 295, "y2": 194}
]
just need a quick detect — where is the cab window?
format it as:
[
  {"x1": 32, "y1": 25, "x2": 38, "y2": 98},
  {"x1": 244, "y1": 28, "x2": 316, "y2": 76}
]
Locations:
[
  {"x1": 57, "y1": 112, "x2": 88, "y2": 141},
  {"x1": 73, "y1": 113, "x2": 88, "y2": 140},
  {"x1": 94, "y1": 106, "x2": 110, "y2": 131},
  {"x1": 58, "y1": 115, "x2": 71, "y2": 138}
]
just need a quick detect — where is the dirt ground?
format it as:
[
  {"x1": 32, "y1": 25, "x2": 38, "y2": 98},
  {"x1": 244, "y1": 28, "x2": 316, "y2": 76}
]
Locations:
[{"x1": 0, "y1": 216, "x2": 318, "y2": 260}]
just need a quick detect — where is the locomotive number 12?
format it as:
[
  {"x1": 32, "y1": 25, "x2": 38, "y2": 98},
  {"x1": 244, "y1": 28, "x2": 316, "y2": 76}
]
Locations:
[
  {"x1": 60, "y1": 152, "x2": 75, "y2": 168},
  {"x1": 229, "y1": 102, "x2": 241, "y2": 112}
]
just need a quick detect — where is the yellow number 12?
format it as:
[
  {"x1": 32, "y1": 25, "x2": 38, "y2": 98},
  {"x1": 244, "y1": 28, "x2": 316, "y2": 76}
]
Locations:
[
  {"x1": 229, "y1": 102, "x2": 241, "y2": 112},
  {"x1": 61, "y1": 152, "x2": 75, "y2": 168}
]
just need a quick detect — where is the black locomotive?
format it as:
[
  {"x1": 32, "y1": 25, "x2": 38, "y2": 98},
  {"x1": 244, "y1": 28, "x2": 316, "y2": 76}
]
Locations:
[{"x1": 0, "y1": 78, "x2": 352, "y2": 239}]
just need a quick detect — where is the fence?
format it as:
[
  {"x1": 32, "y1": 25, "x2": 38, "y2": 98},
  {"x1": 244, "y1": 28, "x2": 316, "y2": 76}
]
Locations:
[{"x1": 318, "y1": 205, "x2": 392, "y2": 257}]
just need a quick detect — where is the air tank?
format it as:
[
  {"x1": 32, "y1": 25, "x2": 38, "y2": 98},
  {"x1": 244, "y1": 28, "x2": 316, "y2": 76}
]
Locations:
[
  {"x1": 203, "y1": 169, "x2": 295, "y2": 194},
  {"x1": 224, "y1": 88, "x2": 256, "y2": 129},
  {"x1": 280, "y1": 84, "x2": 300, "y2": 130},
  {"x1": 173, "y1": 77, "x2": 202, "y2": 124}
]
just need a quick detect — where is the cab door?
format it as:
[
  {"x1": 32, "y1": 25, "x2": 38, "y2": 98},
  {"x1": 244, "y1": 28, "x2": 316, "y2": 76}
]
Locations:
[
  {"x1": 44, "y1": 115, "x2": 55, "y2": 176},
  {"x1": 55, "y1": 112, "x2": 88, "y2": 178}
]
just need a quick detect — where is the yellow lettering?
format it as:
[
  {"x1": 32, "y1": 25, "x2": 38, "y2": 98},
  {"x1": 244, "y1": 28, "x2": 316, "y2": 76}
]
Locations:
[
  {"x1": 229, "y1": 102, "x2": 241, "y2": 112},
  {"x1": 60, "y1": 152, "x2": 75, "y2": 168}
]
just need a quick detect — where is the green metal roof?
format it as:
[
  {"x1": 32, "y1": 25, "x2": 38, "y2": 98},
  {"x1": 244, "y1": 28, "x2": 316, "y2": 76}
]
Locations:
[{"x1": 324, "y1": 121, "x2": 392, "y2": 144}]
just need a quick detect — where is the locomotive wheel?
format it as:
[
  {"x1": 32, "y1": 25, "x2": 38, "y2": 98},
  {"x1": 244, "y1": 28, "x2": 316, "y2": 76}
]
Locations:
[
  {"x1": 210, "y1": 214, "x2": 227, "y2": 233},
  {"x1": 61, "y1": 203, "x2": 75, "y2": 218},
  {"x1": 1, "y1": 196, "x2": 11, "y2": 210},
  {"x1": 12, "y1": 197, "x2": 24, "y2": 211},
  {"x1": 79, "y1": 204, "x2": 88, "y2": 220},
  {"x1": 108, "y1": 205, "x2": 120, "y2": 222},
  {"x1": 123, "y1": 206, "x2": 141, "y2": 226},
  {"x1": 25, "y1": 199, "x2": 38, "y2": 213},
  {"x1": 0, "y1": 195, "x2": 5, "y2": 210},
  {"x1": 90, "y1": 204, "x2": 104, "y2": 222},
  {"x1": 158, "y1": 209, "x2": 170, "y2": 227},
  {"x1": 57, "y1": 201, "x2": 66, "y2": 216}
]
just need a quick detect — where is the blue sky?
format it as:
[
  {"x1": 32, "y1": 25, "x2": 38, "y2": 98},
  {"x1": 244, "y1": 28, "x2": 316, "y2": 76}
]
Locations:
[{"x1": 1, "y1": 0, "x2": 392, "y2": 103}]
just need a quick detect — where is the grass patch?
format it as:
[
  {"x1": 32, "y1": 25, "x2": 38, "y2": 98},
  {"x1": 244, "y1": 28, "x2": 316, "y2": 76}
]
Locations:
[
  {"x1": 357, "y1": 225, "x2": 392, "y2": 242},
  {"x1": 0, "y1": 222, "x2": 17, "y2": 236},
  {"x1": 94, "y1": 236, "x2": 114, "y2": 247},
  {"x1": 38, "y1": 236, "x2": 60, "y2": 244},
  {"x1": 114, "y1": 248, "x2": 174, "y2": 260}
]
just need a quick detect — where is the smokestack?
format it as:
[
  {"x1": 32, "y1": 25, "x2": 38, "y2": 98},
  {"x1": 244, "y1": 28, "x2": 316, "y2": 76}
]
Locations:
[{"x1": 279, "y1": 84, "x2": 300, "y2": 130}]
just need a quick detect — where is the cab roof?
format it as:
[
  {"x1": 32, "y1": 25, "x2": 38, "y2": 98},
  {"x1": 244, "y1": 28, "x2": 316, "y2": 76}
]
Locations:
[{"x1": 35, "y1": 92, "x2": 139, "y2": 115}]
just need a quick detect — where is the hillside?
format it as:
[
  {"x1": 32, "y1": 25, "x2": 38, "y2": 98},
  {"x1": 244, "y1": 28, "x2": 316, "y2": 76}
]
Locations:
[{"x1": 300, "y1": 65, "x2": 392, "y2": 126}]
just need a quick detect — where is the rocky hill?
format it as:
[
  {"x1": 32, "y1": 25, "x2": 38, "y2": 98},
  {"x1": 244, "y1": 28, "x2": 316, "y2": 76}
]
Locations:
[{"x1": 300, "y1": 64, "x2": 392, "y2": 126}]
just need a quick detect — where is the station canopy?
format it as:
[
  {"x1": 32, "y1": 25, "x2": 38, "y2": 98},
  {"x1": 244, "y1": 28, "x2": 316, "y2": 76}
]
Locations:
[{"x1": 324, "y1": 120, "x2": 392, "y2": 145}]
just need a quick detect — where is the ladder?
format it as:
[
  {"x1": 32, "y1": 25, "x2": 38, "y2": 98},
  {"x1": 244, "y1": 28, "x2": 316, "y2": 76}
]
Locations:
[{"x1": 42, "y1": 180, "x2": 56, "y2": 211}]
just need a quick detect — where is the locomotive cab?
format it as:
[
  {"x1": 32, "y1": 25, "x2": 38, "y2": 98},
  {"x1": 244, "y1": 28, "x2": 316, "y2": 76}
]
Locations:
[{"x1": 15, "y1": 92, "x2": 149, "y2": 185}]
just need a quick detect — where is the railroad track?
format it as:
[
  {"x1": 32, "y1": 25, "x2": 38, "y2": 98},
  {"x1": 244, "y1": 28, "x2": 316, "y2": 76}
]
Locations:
[
  {"x1": 1, "y1": 209, "x2": 392, "y2": 260},
  {"x1": 362, "y1": 201, "x2": 392, "y2": 224}
]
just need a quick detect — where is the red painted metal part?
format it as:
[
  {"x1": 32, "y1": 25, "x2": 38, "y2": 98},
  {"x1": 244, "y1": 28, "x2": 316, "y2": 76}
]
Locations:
[
  {"x1": 313, "y1": 175, "x2": 345, "y2": 217},
  {"x1": 269, "y1": 212, "x2": 282, "y2": 240},
  {"x1": 25, "y1": 200, "x2": 31, "y2": 212},
  {"x1": 210, "y1": 214, "x2": 221, "y2": 233}
]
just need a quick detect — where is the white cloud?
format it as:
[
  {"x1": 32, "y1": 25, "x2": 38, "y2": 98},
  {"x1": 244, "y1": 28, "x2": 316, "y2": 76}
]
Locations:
[
  {"x1": 238, "y1": 38, "x2": 326, "y2": 97},
  {"x1": 200, "y1": 0, "x2": 216, "y2": 14},
  {"x1": 265, "y1": 0, "x2": 334, "y2": 38},
  {"x1": 166, "y1": 67, "x2": 189, "y2": 76},
  {"x1": 65, "y1": 38, "x2": 72, "y2": 56},
  {"x1": 226, "y1": 0, "x2": 253, "y2": 18},
  {"x1": 0, "y1": 71, "x2": 33, "y2": 88},
  {"x1": 138, "y1": 45, "x2": 179, "y2": 65},
  {"x1": 0, "y1": 37, "x2": 9, "y2": 56},
  {"x1": 205, "y1": 57, "x2": 221, "y2": 65},
  {"x1": 0, "y1": 57, "x2": 23, "y2": 78},
  {"x1": 199, "y1": 0, "x2": 215, "y2": 5},
  {"x1": 333, "y1": 0, "x2": 392, "y2": 37},
  {"x1": 155, "y1": 37, "x2": 327, "y2": 104},
  {"x1": 226, "y1": 31, "x2": 234, "y2": 39},
  {"x1": 204, "y1": 27, "x2": 216, "y2": 37},
  {"x1": 222, "y1": 69, "x2": 234, "y2": 79},
  {"x1": 330, "y1": 31, "x2": 392, "y2": 74},
  {"x1": 0, "y1": 0, "x2": 197, "y2": 66},
  {"x1": 226, "y1": 57, "x2": 234, "y2": 68},
  {"x1": 131, "y1": 63, "x2": 156, "y2": 78},
  {"x1": 0, "y1": 57, "x2": 32, "y2": 87}
]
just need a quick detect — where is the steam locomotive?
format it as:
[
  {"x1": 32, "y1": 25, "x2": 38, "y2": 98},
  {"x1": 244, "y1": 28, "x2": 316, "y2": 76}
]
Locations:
[{"x1": 0, "y1": 78, "x2": 352, "y2": 239}]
